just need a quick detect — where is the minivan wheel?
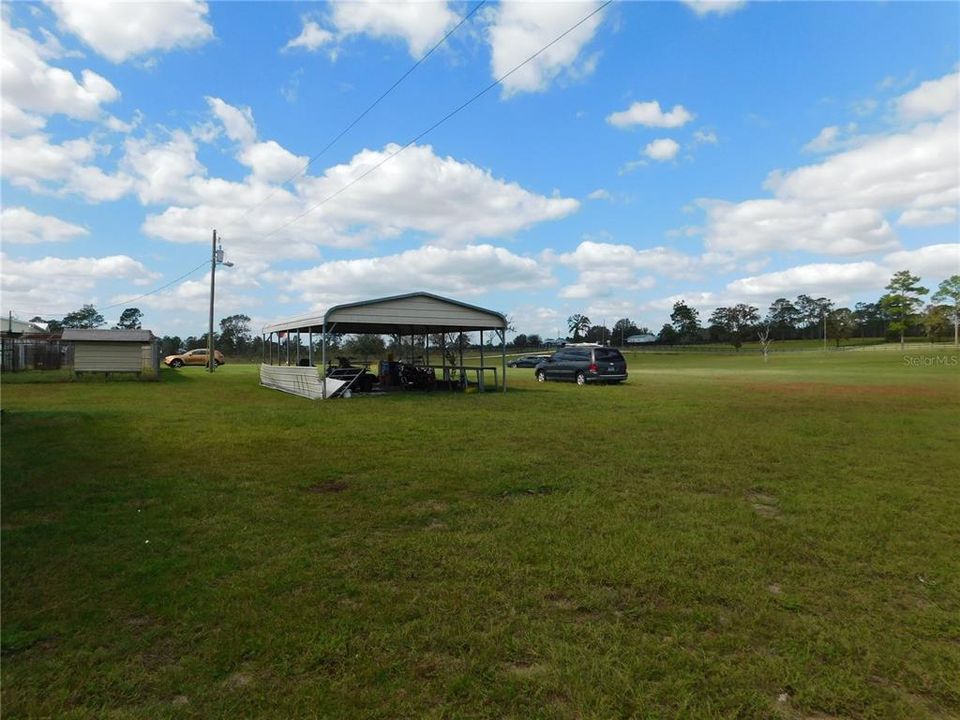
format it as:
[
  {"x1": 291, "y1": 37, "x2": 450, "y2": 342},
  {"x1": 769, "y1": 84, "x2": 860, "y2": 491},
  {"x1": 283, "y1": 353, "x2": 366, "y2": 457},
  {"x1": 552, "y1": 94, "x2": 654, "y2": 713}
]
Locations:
[
  {"x1": 536, "y1": 370, "x2": 546, "y2": 383},
  {"x1": 575, "y1": 371, "x2": 585, "y2": 386}
]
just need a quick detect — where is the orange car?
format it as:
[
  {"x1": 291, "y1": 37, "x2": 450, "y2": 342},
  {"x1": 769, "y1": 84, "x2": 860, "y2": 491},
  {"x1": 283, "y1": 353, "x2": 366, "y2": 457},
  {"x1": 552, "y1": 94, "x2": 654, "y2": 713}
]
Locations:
[{"x1": 164, "y1": 348, "x2": 225, "y2": 368}]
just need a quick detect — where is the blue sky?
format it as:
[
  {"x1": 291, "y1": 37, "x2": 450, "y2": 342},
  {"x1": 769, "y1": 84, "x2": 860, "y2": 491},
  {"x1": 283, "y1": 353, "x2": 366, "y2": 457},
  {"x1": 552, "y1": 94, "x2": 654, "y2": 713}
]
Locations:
[{"x1": 2, "y1": 0, "x2": 958, "y2": 339}]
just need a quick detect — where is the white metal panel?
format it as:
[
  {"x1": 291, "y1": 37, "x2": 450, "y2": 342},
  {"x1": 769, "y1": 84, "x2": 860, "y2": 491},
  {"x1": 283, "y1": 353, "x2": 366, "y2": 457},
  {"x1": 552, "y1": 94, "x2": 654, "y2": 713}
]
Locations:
[
  {"x1": 329, "y1": 295, "x2": 501, "y2": 328},
  {"x1": 259, "y1": 364, "x2": 345, "y2": 400},
  {"x1": 262, "y1": 292, "x2": 506, "y2": 334}
]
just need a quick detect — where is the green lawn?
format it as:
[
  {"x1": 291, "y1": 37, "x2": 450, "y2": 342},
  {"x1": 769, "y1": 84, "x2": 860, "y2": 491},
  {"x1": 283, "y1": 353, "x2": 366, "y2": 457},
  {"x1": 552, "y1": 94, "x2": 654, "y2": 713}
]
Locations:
[{"x1": 2, "y1": 350, "x2": 959, "y2": 719}]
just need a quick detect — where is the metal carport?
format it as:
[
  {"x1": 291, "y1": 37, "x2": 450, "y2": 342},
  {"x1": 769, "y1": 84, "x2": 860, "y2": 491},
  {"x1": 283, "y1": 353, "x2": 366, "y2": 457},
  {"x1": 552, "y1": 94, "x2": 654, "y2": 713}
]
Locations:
[{"x1": 260, "y1": 292, "x2": 509, "y2": 399}]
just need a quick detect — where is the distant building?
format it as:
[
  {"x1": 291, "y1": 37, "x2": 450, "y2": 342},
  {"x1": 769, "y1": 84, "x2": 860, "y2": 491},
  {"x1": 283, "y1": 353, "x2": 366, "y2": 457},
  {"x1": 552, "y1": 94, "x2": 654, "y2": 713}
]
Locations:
[
  {"x1": 1, "y1": 316, "x2": 62, "y2": 371},
  {"x1": 1, "y1": 316, "x2": 47, "y2": 335},
  {"x1": 625, "y1": 333, "x2": 657, "y2": 344}
]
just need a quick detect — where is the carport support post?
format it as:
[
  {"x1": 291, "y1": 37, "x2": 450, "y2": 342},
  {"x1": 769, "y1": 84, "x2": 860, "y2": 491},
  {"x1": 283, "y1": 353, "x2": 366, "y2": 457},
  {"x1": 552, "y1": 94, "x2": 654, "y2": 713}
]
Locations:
[
  {"x1": 308, "y1": 330, "x2": 313, "y2": 367},
  {"x1": 501, "y1": 327, "x2": 507, "y2": 393},
  {"x1": 459, "y1": 328, "x2": 464, "y2": 391},
  {"x1": 296, "y1": 330, "x2": 301, "y2": 366},
  {"x1": 321, "y1": 321, "x2": 327, "y2": 399},
  {"x1": 479, "y1": 330, "x2": 485, "y2": 392},
  {"x1": 441, "y1": 333, "x2": 447, "y2": 387}
]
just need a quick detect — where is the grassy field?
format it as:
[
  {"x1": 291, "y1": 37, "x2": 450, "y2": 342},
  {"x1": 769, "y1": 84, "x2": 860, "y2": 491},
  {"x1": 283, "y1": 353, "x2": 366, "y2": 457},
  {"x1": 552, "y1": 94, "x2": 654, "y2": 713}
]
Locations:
[{"x1": 2, "y1": 349, "x2": 959, "y2": 719}]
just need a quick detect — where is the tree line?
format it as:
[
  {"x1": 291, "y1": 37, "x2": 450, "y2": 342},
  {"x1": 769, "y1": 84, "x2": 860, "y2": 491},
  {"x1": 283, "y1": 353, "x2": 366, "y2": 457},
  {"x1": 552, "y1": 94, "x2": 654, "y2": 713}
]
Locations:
[
  {"x1": 26, "y1": 270, "x2": 960, "y2": 357},
  {"x1": 554, "y1": 271, "x2": 959, "y2": 351},
  {"x1": 30, "y1": 306, "x2": 263, "y2": 359}
]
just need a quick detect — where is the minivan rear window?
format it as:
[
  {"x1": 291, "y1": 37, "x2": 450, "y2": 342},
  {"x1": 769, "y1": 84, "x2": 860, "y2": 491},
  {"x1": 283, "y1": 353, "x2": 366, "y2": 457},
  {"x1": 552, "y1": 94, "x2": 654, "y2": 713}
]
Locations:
[{"x1": 595, "y1": 349, "x2": 624, "y2": 361}]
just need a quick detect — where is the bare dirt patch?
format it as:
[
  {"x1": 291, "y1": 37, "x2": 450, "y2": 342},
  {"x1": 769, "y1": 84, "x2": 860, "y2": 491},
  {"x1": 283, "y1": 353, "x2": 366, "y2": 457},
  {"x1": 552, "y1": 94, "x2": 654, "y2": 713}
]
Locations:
[
  {"x1": 545, "y1": 592, "x2": 577, "y2": 611},
  {"x1": 409, "y1": 500, "x2": 450, "y2": 514},
  {"x1": 223, "y1": 671, "x2": 253, "y2": 689},
  {"x1": 504, "y1": 660, "x2": 549, "y2": 678},
  {"x1": 747, "y1": 491, "x2": 782, "y2": 519},
  {"x1": 500, "y1": 485, "x2": 554, "y2": 498},
  {"x1": 414, "y1": 652, "x2": 464, "y2": 679}
]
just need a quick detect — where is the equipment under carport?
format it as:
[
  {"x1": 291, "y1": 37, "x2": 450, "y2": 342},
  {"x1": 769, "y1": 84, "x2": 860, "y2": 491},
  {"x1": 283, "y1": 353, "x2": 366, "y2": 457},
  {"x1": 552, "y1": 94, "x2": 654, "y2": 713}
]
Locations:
[{"x1": 259, "y1": 292, "x2": 508, "y2": 400}]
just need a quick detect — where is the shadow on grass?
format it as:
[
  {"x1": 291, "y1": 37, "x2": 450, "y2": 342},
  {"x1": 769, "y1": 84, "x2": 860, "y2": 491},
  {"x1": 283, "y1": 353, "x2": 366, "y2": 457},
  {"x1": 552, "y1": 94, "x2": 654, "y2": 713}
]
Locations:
[{"x1": 2, "y1": 370, "x2": 167, "y2": 385}]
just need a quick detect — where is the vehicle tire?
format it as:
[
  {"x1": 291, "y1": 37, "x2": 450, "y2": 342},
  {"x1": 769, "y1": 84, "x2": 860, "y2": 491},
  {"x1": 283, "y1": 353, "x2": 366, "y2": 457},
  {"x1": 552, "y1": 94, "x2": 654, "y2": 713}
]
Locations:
[
  {"x1": 575, "y1": 371, "x2": 586, "y2": 386},
  {"x1": 170, "y1": 359, "x2": 183, "y2": 368},
  {"x1": 536, "y1": 370, "x2": 546, "y2": 383},
  {"x1": 215, "y1": 359, "x2": 223, "y2": 366}
]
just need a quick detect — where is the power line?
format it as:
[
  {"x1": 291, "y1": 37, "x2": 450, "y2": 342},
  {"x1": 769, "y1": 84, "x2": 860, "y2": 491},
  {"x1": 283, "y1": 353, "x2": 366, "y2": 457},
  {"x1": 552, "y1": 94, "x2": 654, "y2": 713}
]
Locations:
[
  {"x1": 236, "y1": 0, "x2": 487, "y2": 223},
  {"x1": 15, "y1": 258, "x2": 209, "y2": 319},
  {"x1": 260, "y1": 0, "x2": 611, "y2": 242}
]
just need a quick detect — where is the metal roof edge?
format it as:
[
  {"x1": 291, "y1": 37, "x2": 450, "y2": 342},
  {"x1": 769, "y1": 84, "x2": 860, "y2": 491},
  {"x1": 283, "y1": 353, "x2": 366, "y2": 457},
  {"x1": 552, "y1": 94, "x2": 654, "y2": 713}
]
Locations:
[
  {"x1": 324, "y1": 291, "x2": 507, "y2": 325},
  {"x1": 61, "y1": 329, "x2": 155, "y2": 341},
  {"x1": 263, "y1": 292, "x2": 508, "y2": 334}
]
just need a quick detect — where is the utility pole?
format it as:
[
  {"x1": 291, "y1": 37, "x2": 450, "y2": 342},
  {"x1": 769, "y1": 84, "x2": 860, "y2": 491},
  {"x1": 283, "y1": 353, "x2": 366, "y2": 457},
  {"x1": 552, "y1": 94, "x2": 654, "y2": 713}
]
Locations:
[
  {"x1": 208, "y1": 229, "x2": 217, "y2": 373},
  {"x1": 822, "y1": 309, "x2": 827, "y2": 352},
  {"x1": 207, "y1": 230, "x2": 234, "y2": 373}
]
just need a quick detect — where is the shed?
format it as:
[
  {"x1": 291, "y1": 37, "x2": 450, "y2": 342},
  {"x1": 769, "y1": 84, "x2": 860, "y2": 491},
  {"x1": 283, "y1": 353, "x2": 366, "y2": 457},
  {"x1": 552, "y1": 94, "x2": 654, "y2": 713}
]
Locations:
[
  {"x1": 62, "y1": 329, "x2": 159, "y2": 378},
  {"x1": 261, "y1": 292, "x2": 509, "y2": 399}
]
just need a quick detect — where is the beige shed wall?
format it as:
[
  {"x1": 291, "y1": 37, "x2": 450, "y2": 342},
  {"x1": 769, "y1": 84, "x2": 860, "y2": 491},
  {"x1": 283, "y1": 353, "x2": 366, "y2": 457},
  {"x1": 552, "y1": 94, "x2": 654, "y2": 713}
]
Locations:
[{"x1": 74, "y1": 343, "x2": 143, "y2": 372}]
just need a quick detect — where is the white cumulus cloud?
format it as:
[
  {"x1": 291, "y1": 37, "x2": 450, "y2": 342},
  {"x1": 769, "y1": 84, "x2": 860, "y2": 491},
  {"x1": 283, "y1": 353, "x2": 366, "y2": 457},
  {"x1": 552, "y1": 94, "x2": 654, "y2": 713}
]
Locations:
[
  {"x1": 897, "y1": 71, "x2": 960, "y2": 122},
  {"x1": 607, "y1": 100, "x2": 694, "y2": 129},
  {"x1": 206, "y1": 97, "x2": 257, "y2": 146},
  {"x1": 134, "y1": 132, "x2": 580, "y2": 263},
  {"x1": 1, "y1": 131, "x2": 133, "y2": 201},
  {"x1": 722, "y1": 243, "x2": 959, "y2": 304},
  {"x1": 644, "y1": 138, "x2": 680, "y2": 161},
  {"x1": 1, "y1": 17, "x2": 120, "y2": 123},
  {"x1": 283, "y1": 20, "x2": 336, "y2": 53},
  {"x1": 328, "y1": 1, "x2": 459, "y2": 59},
  {"x1": 693, "y1": 129, "x2": 717, "y2": 145},
  {"x1": 682, "y1": 1, "x2": 747, "y2": 18},
  {"x1": 553, "y1": 240, "x2": 703, "y2": 299},
  {"x1": 488, "y1": 1, "x2": 605, "y2": 97},
  {"x1": 239, "y1": 141, "x2": 308, "y2": 184},
  {"x1": 1, "y1": 207, "x2": 89, "y2": 244},
  {"x1": 802, "y1": 123, "x2": 858, "y2": 153},
  {"x1": 284, "y1": 244, "x2": 553, "y2": 308},
  {"x1": 698, "y1": 71, "x2": 959, "y2": 257},
  {"x1": 1, "y1": 252, "x2": 161, "y2": 313},
  {"x1": 48, "y1": 0, "x2": 214, "y2": 63}
]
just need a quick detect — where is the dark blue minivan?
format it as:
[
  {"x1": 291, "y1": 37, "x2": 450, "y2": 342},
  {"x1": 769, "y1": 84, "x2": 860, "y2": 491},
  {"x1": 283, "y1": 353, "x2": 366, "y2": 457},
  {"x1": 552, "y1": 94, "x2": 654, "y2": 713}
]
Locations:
[{"x1": 534, "y1": 345, "x2": 628, "y2": 385}]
